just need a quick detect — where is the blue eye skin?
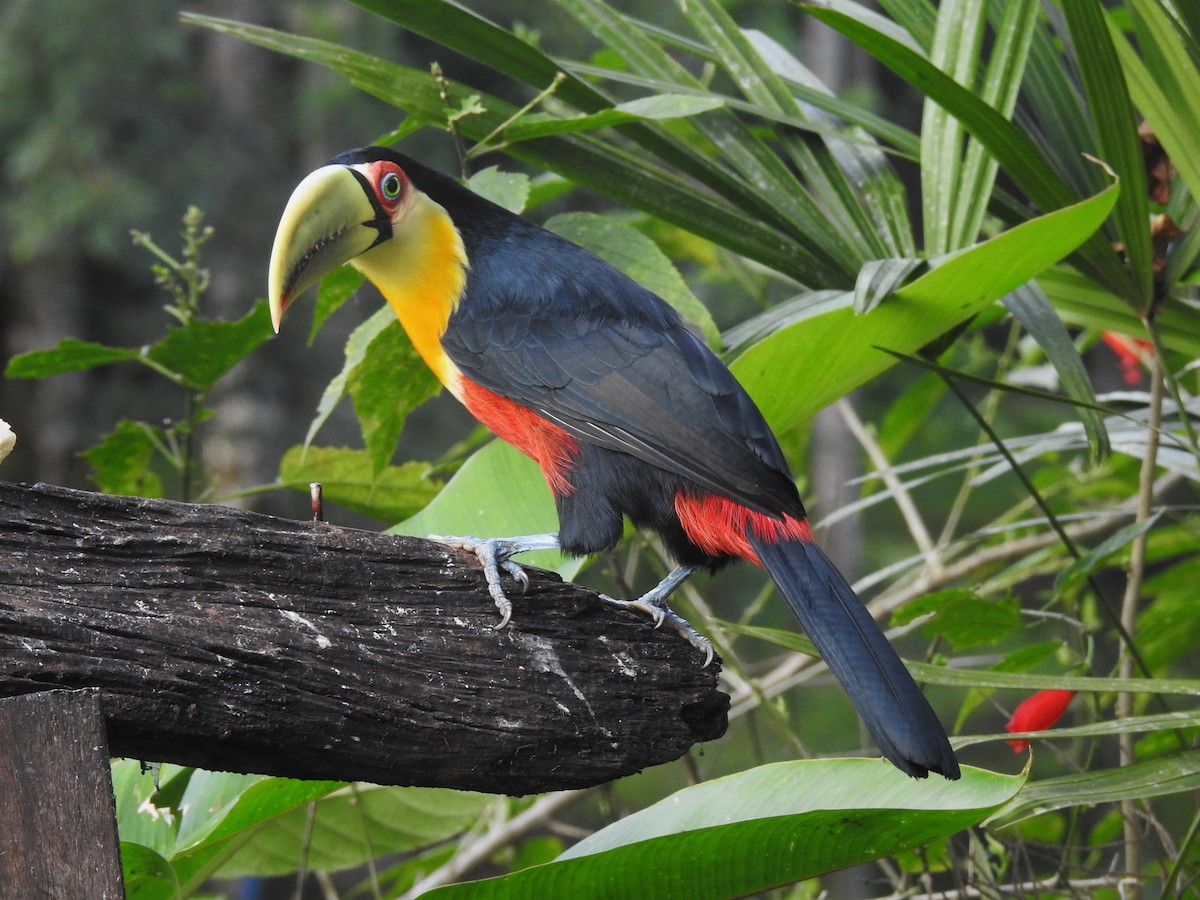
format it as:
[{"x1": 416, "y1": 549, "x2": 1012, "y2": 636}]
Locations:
[{"x1": 380, "y1": 171, "x2": 403, "y2": 201}]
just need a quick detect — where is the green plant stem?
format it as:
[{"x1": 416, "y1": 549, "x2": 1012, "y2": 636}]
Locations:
[{"x1": 1118, "y1": 348, "x2": 1164, "y2": 900}]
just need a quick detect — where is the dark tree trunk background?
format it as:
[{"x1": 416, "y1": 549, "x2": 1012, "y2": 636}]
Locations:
[{"x1": 0, "y1": 481, "x2": 727, "y2": 795}]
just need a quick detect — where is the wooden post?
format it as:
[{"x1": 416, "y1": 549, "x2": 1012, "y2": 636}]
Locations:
[{"x1": 0, "y1": 689, "x2": 124, "y2": 897}]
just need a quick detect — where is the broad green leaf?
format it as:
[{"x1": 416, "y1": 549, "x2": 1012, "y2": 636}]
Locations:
[
  {"x1": 545, "y1": 211, "x2": 719, "y2": 346},
  {"x1": 467, "y1": 166, "x2": 531, "y2": 214},
  {"x1": 82, "y1": 419, "x2": 165, "y2": 498},
  {"x1": 987, "y1": 748, "x2": 1200, "y2": 829},
  {"x1": 4, "y1": 338, "x2": 139, "y2": 378},
  {"x1": 112, "y1": 760, "x2": 181, "y2": 860},
  {"x1": 279, "y1": 445, "x2": 442, "y2": 523},
  {"x1": 393, "y1": 440, "x2": 581, "y2": 580},
  {"x1": 120, "y1": 843, "x2": 179, "y2": 900},
  {"x1": 729, "y1": 176, "x2": 1118, "y2": 435},
  {"x1": 218, "y1": 785, "x2": 491, "y2": 877},
  {"x1": 345, "y1": 318, "x2": 441, "y2": 473},
  {"x1": 425, "y1": 760, "x2": 1021, "y2": 899},
  {"x1": 1040, "y1": 266, "x2": 1200, "y2": 358},
  {"x1": 147, "y1": 300, "x2": 274, "y2": 391},
  {"x1": 170, "y1": 774, "x2": 343, "y2": 892}
]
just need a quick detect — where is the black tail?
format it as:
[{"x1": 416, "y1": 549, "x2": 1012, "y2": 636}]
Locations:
[{"x1": 751, "y1": 533, "x2": 960, "y2": 779}]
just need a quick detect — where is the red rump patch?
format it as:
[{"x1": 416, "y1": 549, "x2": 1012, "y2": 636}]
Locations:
[
  {"x1": 675, "y1": 491, "x2": 812, "y2": 563},
  {"x1": 460, "y1": 380, "x2": 579, "y2": 497}
]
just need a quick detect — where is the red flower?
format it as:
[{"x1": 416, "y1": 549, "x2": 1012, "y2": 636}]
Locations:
[
  {"x1": 1006, "y1": 690, "x2": 1076, "y2": 752},
  {"x1": 1100, "y1": 332, "x2": 1153, "y2": 385}
]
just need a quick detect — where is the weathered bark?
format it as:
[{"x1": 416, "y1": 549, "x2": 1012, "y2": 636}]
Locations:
[
  {"x1": 0, "y1": 482, "x2": 727, "y2": 794},
  {"x1": 0, "y1": 689, "x2": 124, "y2": 898}
]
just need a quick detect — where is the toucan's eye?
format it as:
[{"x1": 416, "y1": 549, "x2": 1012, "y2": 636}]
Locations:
[{"x1": 380, "y1": 171, "x2": 404, "y2": 201}]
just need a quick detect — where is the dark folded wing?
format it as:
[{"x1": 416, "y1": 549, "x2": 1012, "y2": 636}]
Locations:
[{"x1": 442, "y1": 275, "x2": 804, "y2": 521}]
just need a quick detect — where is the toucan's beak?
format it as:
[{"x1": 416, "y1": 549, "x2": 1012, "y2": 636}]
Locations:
[{"x1": 268, "y1": 165, "x2": 390, "y2": 333}]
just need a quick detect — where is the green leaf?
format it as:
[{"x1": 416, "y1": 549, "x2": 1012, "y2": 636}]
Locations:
[
  {"x1": 279, "y1": 445, "x2": 442, "y2": 523},
  {"x1": 545, "y1": 211, "x2": 719, "y2": 346},
  {"x1": 120, "y1": 843, "x2": 179, "y2": 900},
  {"x1": 1110, "y1": 0, "x2": 1200, "y2": 203},
  {"x1": 345, "y1": 319, "x2": 442, "y2": 473},
  {"x1": 1002, "y1": 283, "x2": 1109, "y2": 464},
  {"x1": 393, "y1": 440, "x2": 581, "y2": 581},
  {"x1": 500, "y1": 95, "x2": 726, "y2": 143},
  {"x1": 148, "y1": 300, "x2": 274, "y2": 391},
  {"x1": 728, "y1": 174, "x2": 1118, "y2": 434},
  {"x1": 988, "y1": 748, "x2": 1200, "y2": 829},
  {"x1": 894, "y1": 589, "x2": 1023, "y2": 651},
  {"x1": 82, "y1": 420, "x2": 165, "y2": 497},
  {"x1": 804, "y1": 2, "x2": 1135, "y2": 302},
  {"x1": 4, "y1": 338, "x2": 139, "y2": 378},
  {"x1": 1060, "y1": 0, "x2": 1153, "y2": 310},
  {"x1": 1054, "y1": 512, "x2": 1163, "y2": 595},
  {"x1": 217, "y1": 785, "x2": 491, "y2": 877},
  {"x1": 425, "y1": 760, "x2": 1021, "y2": 899},
  {"x1": 467, "y1": 166, "x2": 531, "y2": 214},
  {"x1": 921, "y1": 0, "x2": 989, "y2": 256},
  {"x1": 310, "y1": 266, "x2": 365, "y2": 344},
  {"x1": 169, "y1": 773, "x2": 343, "y2": 892},
  {"x1": 304, "y1": 305, "x2": 393, "y2": 450},
  {"x1": 185, "y1": 13, "x2": 835, "y2": 286}
]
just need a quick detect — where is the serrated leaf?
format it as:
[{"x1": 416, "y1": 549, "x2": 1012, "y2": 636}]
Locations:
[
  {"x1": 4, "y1": 339, "x2": 140, "y2": 379},
  {"x1": 280, "y1": 445, "x2": 442, "y2": 523},
  {"x1": 898, "y1": 590, "x2": 1023, "y2": 651},
  {"x1": 82, "y1": 420, "x2": 165, "y2": 497},
  {"x1": 468, "y1": 166, "x2": 531, "y2": 214},
  {"x1": 426, "y1": 760, "x2": 1021, "y2": 900},
  {"x1": 148, "y1": 300, "x2": 274, "y2": 391},
  {"x1": 305, "y1": 305, "x2": 394, "y2": 450},
  {"x1": 345, "y1": 319, "x2": 441, "y2": 473},
  {"x1": 546, "y1": 211, "x2": 719, "y2": 346},
  {"x1": 310, "y1": 266, "x2": 365, "y2": 343}
]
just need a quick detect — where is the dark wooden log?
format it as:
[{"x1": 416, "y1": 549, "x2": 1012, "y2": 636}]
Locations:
[
  {"x1": 0, "y1": 689, "x2": 124, "y2": 897},
  {"x1": 0, "y1": 482, "x2": 727, "y2": 794}
]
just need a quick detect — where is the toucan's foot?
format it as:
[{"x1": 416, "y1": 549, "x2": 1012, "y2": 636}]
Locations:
[
  {"x1": 429, "y1": 533, "x2": 560, "y2": 629},
  {"x1": 600, "y1": 564, "x2": 713, "y2": 666}
]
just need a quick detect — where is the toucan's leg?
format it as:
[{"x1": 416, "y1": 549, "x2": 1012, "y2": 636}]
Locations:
[
  {"x1": 429, "y1": 533, "x2": 561, "y2": 628},
  {"x1": 602, "y1": 564, "x2": 714, "y2": 666}
]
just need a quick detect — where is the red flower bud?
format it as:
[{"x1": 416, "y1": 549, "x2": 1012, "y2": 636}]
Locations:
[{"x1": 1006, "y1": 689, "x2": 1076, "y2": 752}]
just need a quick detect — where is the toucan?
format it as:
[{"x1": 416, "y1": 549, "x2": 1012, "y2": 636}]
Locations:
[{"x1": 268, "y1": 146, "x2": 960, "y2": 780}]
